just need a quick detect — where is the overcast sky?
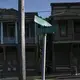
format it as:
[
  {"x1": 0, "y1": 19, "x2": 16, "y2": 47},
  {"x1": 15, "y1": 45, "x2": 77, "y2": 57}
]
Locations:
[{"x1": 0, "y1": 0, "x2": 80, "y2": 17}]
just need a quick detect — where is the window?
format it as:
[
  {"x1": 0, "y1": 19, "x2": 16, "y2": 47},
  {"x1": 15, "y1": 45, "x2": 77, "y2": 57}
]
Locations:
[
  {"x1": 59, "y1": 20, "x2": 67, "y2": 37},
  {"x1": 74, "y1": 21, "x2": 80, "y2": 33},
  {"x1": 25, "y1": 22, "x2": 35, "y2": 37},
  {"x1": 25, "y1": 23, "x2": 29, "y2": 37},
  {"x1": 3, "y1": 22, "x2": 15, "y2": 37},
  {"x1": 30, "y1": 22, "x2": 35, "y2": 37}
]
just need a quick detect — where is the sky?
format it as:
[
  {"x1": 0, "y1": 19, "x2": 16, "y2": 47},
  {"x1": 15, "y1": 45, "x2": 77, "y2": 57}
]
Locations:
[{"x1": 0, "y1": 0, "x2": 80, "y2": 17}]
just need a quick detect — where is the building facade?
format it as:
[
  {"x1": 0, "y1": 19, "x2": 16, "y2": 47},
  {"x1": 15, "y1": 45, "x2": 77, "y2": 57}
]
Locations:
[
  {"x1": 0, "y1": 9, "x2": 39, "y2": 78},
  {"x1": 49, "y1": 2, "x2": 80, "y2": 74},
  {"x1": 1, "y1": 2, "x2": 80, "y2": 77}
]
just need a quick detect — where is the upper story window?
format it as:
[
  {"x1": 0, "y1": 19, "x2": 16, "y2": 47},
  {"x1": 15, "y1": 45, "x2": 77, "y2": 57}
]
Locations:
[
  {"x1": 74, "y1": 20, "x2": 80, "y2": 33},
  {"x1": 25, "y1": 22, "x2": 35, "y2": 37},
  {"x1": 3, "y1": 22, "x2": 15, "y2": 37},
  {"x1": 59, "y1": 20, "x2": 68, "y2": 37}
]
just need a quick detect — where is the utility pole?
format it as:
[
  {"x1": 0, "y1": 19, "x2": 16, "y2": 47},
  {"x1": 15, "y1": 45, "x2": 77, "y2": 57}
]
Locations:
[{"x1": 18, "y1": 0, "x2": 26, "y2": 80}]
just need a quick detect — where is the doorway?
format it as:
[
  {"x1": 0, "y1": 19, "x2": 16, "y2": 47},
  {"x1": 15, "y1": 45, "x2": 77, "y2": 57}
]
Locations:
[
  {"x1": 0, "y1": 47, "x2": 5, "y2": 78},
  {"x1": 0, "y1": 46, "x2": 18, "y2": 78},
  {"x1": 54, "y1": 43, "x2": 71, "y2": 74},
  {"x1": 72, "y1": 43, "x2": 80, "y2": 74}
]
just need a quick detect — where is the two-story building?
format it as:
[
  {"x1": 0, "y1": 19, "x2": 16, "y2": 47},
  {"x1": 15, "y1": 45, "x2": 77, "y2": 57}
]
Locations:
[
  {"x1": 49, "y1": 2, "x2": 80, "y2": 74},
  {"x1": 0, "y1": 8, "x2": 38, "y2": 78}
]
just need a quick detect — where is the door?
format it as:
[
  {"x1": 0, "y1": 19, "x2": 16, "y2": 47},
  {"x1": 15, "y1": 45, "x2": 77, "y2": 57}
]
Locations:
[
  {"x1": 26, "y1": 48, "x2": 37, "y2": 75},
  {"x1": 0, "y1": 47, "x2": 18, "y2": 78},
  {"x1": 5, "y1": 47, "x2": 18, "y2": 77},
  {"x1": 0, "y1": 47, "x2": 5, "y2": 78},
  {"x1": 54, "y1": 44, "x2": 70, "y2": 73},
  {"x1": 72, "y1": 44, "x2": 80, "y2": 73}
]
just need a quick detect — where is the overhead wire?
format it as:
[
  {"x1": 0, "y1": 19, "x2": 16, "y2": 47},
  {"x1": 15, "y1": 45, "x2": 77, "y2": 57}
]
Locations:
[{"x1": 27, "y1": 10, "x2": 51, "y2": 13}]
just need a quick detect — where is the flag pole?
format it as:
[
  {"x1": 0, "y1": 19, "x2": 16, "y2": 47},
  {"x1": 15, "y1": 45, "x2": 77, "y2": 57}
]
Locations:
[
  {"x1": 42, "y1": 33, "x2": 47, "y2": 80},
  {"x1": 34, "y1": 15, "x2": 52, "y2": 80}
]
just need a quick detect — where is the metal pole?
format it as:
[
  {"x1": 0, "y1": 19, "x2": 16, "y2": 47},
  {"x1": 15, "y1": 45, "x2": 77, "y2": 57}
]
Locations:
[
  {"x1": 18, "y1": 0, "x2": 26, "y2": 80},
  {"x1": 42, "y1": 33, "x2": 47, "y2": 80}
]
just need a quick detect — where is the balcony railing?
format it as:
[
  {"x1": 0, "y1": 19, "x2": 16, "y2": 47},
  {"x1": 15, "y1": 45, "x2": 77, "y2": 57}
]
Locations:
[
  {"x1": 25, "y1": 37, "x2": 35, "y2": 44},
  {"x1": 53, "y1": 33, "x2": 80, "y2": 43},
  {"x1": 3, "y1": 37, "x2": 16, "y2": 44},
  {"x1": 2, "y1": 37, "x2": 36, "y2": 44}
]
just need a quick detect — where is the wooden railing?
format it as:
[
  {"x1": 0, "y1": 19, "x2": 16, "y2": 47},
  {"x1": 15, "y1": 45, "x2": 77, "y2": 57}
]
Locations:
[{"x1": 2, "y1": 37, "x2": 36, "y2": 44}]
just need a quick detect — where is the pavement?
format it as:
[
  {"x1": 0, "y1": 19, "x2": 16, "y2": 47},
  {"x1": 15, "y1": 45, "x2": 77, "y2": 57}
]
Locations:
[
  {"x1": 56, "y1": 75, "x2": 80, "y2": 80},
  {"x1": 0, "y1": 75, "x2": 80, "y2": 80},
  {"x1": 0, "y1": 77, "x2": 18, "y2": 80}
]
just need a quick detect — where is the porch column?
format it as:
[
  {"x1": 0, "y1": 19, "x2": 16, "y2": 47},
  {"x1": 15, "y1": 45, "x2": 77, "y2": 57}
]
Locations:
[
  {"x1": 15, "y1": 22, "x2": 18, "y2": 44},
  {"x1": 1, "y1": 22, "x2": 3, "y2": 44},
  {"x1": 70, "y1": 44, "x2": 73, "y2": 68},
  {"x1": 72, "y1": 20, "x2": 74, "y2": 40},
  {"x1": 35, "y1": 23, "x2": 37, "y2": 44},
  {"x1": 52, "y1": 43, "x2": 56, "y2": 73},
  {"x1": 52, "y1": 33, "x2": 56, "y2": 73}
]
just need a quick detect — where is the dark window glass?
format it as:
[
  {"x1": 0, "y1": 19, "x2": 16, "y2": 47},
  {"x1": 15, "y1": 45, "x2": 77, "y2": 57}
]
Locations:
[
  {"x1": 25, "y1": 22, "x2": 35, "y2": 37},
  {"x1": 30, "y1": 22, "x2": 35, "y2": 37},
  {"x1": 74, "y1": 21, "x2": 80, "y2": 33},
  {"x1": 3, "y1": 22, "x2": 15, "y2": 37},
  {"x1": 25, "y1": 23, "x2": 29, "y2": 37},
  {"x1": 59, "y1": 20, "x2": 67, "y2": 37}
]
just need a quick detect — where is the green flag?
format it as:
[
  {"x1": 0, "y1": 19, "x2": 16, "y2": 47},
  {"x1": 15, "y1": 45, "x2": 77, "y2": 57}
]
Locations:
[{"x1": 34, "y1": 15, "x2": 52, "y2": 27}]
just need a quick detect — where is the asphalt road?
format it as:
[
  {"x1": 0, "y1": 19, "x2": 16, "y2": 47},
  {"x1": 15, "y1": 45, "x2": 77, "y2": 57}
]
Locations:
[
  {"x1": 57, "y1": 78, "x2": 80, "y2": 80},
  {"x1": 56, "y1": 75, "x2": 80, "y2": 80},
  {"x1": 0, "y1": 75, "x2": 80, "y2": 80}
]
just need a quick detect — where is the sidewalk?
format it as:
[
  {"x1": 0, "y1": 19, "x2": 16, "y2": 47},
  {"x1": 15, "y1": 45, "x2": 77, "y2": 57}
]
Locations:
[
  {"x1": 0, "y1": 77, "x2": 18, "y2": 80},
  {"x1": 0, "y1": 74, "x2": 80, "y2": 80}
]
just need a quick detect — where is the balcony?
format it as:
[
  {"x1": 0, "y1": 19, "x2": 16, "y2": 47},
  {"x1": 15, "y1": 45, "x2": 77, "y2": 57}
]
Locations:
[{"x1": 1, "y1": 37, "x2": 36, "y2": 44}]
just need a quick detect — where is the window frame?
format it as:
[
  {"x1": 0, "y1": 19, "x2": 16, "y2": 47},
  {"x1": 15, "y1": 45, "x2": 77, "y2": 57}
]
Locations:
[
  {"x1": 25, "y1": 21, "x2": 35, "y2": 38},
  {"x1": 25, "y1": 22, "x2": 31, "y2": 37},
  {"x1": 74, "y1": 20, "x2": 80, "y2": 33},
  {"x1": 58, "y1": 20, "x2": 68, "y2": 37},
  {"x1": 3, "y1": 22, "x2": 15, "y2": 37}
]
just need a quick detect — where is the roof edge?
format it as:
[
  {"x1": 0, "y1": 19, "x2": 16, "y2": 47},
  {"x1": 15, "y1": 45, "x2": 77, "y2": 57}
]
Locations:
[{"x1": 50, "y1": 2, "x2": 80, "y2": 6}]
